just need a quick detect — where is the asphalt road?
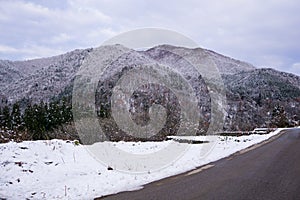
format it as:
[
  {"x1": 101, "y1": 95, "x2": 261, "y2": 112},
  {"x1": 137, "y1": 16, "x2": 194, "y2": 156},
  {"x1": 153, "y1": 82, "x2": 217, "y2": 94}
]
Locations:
[{"x1": 97, "y1": 128, "x2": 300, "y2": 200}]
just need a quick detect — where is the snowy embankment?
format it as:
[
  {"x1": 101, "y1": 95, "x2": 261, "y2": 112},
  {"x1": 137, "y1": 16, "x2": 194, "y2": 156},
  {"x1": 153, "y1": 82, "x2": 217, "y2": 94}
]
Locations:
[{"x1": 0, "y1": 129, "x2": 284, "y2": 199}]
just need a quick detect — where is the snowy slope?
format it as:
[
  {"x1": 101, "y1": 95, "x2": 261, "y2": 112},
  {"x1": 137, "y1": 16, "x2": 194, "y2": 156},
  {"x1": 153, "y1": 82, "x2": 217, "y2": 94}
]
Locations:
[
  {"x1": 0, "y1": 44, "x2": 256, "y2": 103},
  {"x1": 0, "y1": 129, "x2": 284, "y2": 199},
  {"x1": 0, "y1": 49, "x2": 92, "y2": 103},
  {"x1": 144, "y1": 45, "x2": 256, "y2": 75}
]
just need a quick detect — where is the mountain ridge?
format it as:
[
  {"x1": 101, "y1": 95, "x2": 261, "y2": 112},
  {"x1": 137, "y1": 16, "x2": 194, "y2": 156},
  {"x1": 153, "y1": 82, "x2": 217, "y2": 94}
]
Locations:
[
  {"x1": 0, "y1": 44, "x2": 258, "y2": 103},
  {"x1": 0, "y1": 44, "x2": 299, "y2": 135}
]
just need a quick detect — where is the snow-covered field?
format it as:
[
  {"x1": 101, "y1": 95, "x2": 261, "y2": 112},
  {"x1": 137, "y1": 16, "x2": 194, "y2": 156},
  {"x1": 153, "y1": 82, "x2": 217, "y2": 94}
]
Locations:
[{"x1": 0, "y1": 129, "x2": 283, "y2": 199}]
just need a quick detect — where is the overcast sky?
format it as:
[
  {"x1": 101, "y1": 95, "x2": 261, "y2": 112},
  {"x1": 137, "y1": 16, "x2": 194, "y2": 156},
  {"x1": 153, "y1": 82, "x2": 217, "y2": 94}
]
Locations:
[{"x1": 0, "y1": 0, "x2": 299, "y2": 75}]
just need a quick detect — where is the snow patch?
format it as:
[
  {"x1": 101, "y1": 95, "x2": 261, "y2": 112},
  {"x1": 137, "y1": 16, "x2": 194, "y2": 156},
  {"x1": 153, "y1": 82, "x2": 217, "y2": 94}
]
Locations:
[{"x1": 0, "y1": 129, "x2": 284, "y2": 199}]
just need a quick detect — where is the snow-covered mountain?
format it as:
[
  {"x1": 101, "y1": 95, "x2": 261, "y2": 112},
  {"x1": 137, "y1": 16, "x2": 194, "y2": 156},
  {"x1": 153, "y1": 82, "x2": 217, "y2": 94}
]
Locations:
[
  {"x1": 144, "y1": 44, "x2": 255, "y2": 75},
  {"x1": 0, "y1": 44, "x2": 299, "y2": 132},
  {"x1": 0, "y1": 48, "x2": 92, "y2": 103},
  {"x1": 0, "y1": 44, "x2": 255, "y2": 103},
  {"x1": 223, "y1": 68, "x2": 300, "y2": 130}
]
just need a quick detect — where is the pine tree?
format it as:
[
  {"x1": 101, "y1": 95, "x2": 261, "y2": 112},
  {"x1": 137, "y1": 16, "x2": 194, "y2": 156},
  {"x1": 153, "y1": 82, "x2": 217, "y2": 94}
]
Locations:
[
  {"x1": 32, "y1": 101, "x2": 48, "y2": 140},
  {"x1": 0, "y1": 107, "x2": 3, "y2": 128},
  {"x1": 60, "y1": 97, "x2": 73, "y2": 123},
  {"x1": 11, "y1": 102, "x2": 22, "y2": 130},
  {"x1": 271, "y1": 105, "x2": 289, "y2": 127},
  {"x1": 23, "y1": 103, "x2": 49, "y2": 140},
  {"x1": 48, "y1": 101, "x2": 61, "y2": 127},
  {"x1": 1, "y1": 106, "x2": 11, "y2": 129},
  {"x1": 23, "y1": 104, "x2": 33, "y2": 131},
  {"x1": 21, "y1": 98, "x2": 74, "y2": 141}
]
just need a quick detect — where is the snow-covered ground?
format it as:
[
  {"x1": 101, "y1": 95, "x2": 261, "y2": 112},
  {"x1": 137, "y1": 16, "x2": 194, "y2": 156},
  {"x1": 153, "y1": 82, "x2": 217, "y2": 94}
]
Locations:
[{"x1": 0, "y1": 129, "x2": 284, "y2": 199}]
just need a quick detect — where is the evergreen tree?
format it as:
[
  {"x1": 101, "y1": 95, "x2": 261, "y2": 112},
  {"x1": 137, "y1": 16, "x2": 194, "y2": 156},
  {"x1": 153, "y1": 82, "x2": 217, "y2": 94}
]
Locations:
[
  {"x1": 33, "y1": 102, "x2": 48, "y2": 140},
  {"x1": 23, "y1": 104, "x2": 34, "y2": 131},
  {"x1": 23, "y1": 103, "x2": 49, "y2": 140},
  {"x1": 60, "y1": 97, "x2": 73, "y2": 123},
  {"x1": 1, "y1": 106, "x2": 11, "y2": 129},
  {"x1": 0, "y1": 107, "x2": 2, "y2": 127},
  {"x1": 0, "y1": 96, "x2": 75, "y2": 141},
  {"x1": 255, "y1": 93, "x2": 262, "y2": 107},
  {"x1": 271, "y1": 105, "x2": 289, "y2": 127},
  {"x1": 48, "y1": 101, "x2": 61, "y2": 127},
  {"x1": 11, "y1": 102, "x2": 22, "y2": 129}
]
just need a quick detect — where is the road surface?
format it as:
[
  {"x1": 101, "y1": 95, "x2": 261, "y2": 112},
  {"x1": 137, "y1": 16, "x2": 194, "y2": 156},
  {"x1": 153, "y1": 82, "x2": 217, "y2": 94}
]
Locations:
[{"x1": 97, "y1": 128, "x2": 300, "y2": 200}]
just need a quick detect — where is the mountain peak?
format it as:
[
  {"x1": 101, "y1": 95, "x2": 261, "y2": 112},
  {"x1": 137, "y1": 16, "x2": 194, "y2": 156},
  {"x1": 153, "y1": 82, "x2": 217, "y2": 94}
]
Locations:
[{"x1": 0, "y1": 44, "x2": 297, "y2": 104}]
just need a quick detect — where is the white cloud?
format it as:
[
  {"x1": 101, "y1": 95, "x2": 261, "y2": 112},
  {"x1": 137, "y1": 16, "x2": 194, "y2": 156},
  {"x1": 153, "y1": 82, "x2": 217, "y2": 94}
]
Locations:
[
  {"x1": 50, "y1": 33, "x2": 73, "y2": 44},
  {"x1": 0, "y1": 0, "x2": 113, "y2": 59},
  {"x1": 0, "y1": 44, "x2": 19, "y2": 53}
]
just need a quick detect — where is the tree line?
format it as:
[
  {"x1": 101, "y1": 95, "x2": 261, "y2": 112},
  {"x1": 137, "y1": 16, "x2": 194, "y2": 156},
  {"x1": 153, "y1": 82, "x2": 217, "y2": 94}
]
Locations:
[
  {"x1": 0, "y1": 98, "x2": 73, "y2": 140},
  {"x1": 0, "y1": 95, "x2": 295, "y2": 142}
]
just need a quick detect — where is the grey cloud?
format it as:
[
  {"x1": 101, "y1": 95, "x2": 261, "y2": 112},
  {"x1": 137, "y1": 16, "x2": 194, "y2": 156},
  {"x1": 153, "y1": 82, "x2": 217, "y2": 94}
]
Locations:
[{"x1": 0, "y1": 0, "x2": 299, "y2": 75}]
